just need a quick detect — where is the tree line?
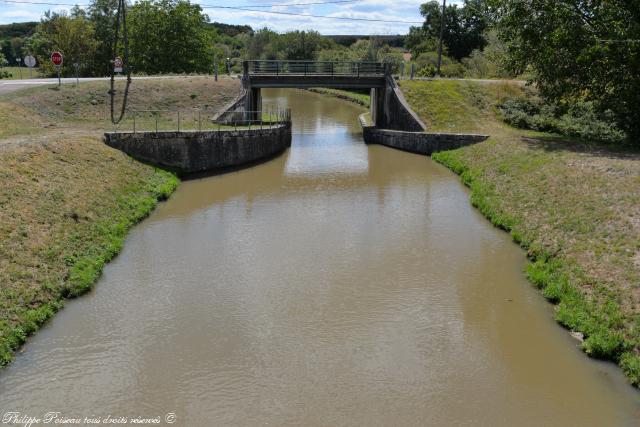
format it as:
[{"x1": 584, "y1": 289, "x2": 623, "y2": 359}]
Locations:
[{"x1": 0, "y1": 0, "x2": 637, "y2": 142}]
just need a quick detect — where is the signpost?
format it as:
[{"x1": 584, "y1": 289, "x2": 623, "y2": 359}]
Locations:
[
  {"x1": 24, "y1": 55, "x2": 36, "y2": 79},
  {"x1": 51, "y1": 51, "x2": 63, "y2": 87},
  {"x1": 73, "y1": 63, "x2": 79, "y2": 86},
  {"x1": 16, "y1": 58, "x2": 22, "y2": 79},
  {"x1": 114, "y1": 56, "x2": 123, "y2": 74}
]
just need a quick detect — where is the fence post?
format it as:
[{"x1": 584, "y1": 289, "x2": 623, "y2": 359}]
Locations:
[
  {"x1": 155, "y1": 112, "x2": 158, "y2": 134},
  {"x1": 177, "y1": 111, "x2": 180, "y2": 132},
  {"x1": 198, "y1": 111, "x2": 201, "y2": 131},
  {"x1": 133, "y1": 111, "x2": 136, "y2": 134}
]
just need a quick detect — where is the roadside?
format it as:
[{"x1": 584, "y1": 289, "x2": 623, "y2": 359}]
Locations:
[
  {"x1": 399, "y1": 79, "x2": 640, "y2": 385},
  {"x1": 0, "y1": 76, "x2": 241, "y2": 366}
]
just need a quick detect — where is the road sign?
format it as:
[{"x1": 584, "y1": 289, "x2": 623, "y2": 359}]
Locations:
[
  {"x1": 51, "y1": 51, "x2": 63, "y2": 66},
  {"x1": 24, "y1": 55, "x2": 36, "y2": 68},
  {"x1": 114, "y1": 56, "x2": 123, "y2": 73}
]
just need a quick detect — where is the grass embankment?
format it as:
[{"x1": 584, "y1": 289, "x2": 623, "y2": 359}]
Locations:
[
  {"x1": 305, "y1": 88, "x2": 370, "y2": 106},
  {"x1": 400, "y1": 80, "x2": 640, "y2": 385},
  {"x1": 0, "y1": 67, "x2": 42, "y2": 80},
  {"x1": 0, "y1": 76, "x2": 240, "y2": 366}
]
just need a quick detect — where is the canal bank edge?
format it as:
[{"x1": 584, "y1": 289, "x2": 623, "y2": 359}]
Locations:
[
  {"x1": 0, "y1": 149, "x2": 179, "y2": 367},
  {"x1": 359, "y1": 113, "x2": 488, "y2": 155},
  {"x1": 432, "y1": 149, "x2": 640, "y2": 386}
]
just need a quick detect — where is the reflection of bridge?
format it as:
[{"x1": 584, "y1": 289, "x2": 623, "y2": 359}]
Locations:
[{"x1": 241, "y1": 60, "x2": 421, "y2": 130}]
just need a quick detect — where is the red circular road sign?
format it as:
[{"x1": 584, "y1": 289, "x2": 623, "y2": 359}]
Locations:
[{"x1": 51, "y1": 51, "x2": 63, "y2": 66}]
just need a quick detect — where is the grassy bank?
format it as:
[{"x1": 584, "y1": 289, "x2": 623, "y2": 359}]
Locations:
[
  {"x1": 0, "y1": 76, "x2": 240, "y2": 366},
  {"x1": 305, "y1": 88, "x2": 370, "y2": 106},
  {"x1": 399, "y1": 80, "x2": 640, "y2": 385}
]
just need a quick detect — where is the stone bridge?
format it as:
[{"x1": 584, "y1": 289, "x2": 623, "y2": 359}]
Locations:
[{"x1": 241, "y1": 60, "x2": 426, "y2": 132}]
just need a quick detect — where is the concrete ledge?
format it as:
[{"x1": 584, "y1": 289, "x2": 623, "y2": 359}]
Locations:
[
  {"x1": 104, "y1": 124, "x2": 291, "y2": 174},
  {"x1": 360, "y1": 114, "x2": 488, "y2": 155}
]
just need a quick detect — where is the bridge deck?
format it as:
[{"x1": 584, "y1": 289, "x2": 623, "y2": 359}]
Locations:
[{"x1": 244, "y1": 60, "x2": 388, "y2": 89}]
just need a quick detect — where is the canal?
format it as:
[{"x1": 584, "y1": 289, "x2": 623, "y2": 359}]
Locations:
[{"x1": 1, "y1": 89, "x2": 639, "y2": 426}]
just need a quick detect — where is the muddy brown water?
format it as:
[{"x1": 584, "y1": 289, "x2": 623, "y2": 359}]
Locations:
[{"x1": 1, "y1": 89, "x2": 639, "y2": 426}]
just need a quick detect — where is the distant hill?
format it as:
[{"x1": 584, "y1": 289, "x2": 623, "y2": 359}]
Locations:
[
  {"x1": 0, "y1": 22, "x2": 37, "y2": 39},
  {"x1": 326, "y1": 35, "x2": 406, "y2": 48},
  {"x1": 209, "y1": 22, "x2": 253, "y2": 37}
]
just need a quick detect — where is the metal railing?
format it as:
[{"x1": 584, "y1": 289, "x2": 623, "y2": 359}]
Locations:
[
  {"x1": 111, "y1": 107, "x2": 291, "y2": 134},
  {"x1": 245, "y1": 60, "x2": 388, "y2": 77}
]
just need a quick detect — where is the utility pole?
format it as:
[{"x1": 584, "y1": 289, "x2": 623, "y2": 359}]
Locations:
[
  {"x1": 436, "y1": 0, "x2": 446, "y2": 77},
  {"x1": 213, "y1": 52, "x2": 218, "y2": 81}
]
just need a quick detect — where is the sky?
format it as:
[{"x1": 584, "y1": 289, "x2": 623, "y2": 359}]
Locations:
[{"x1": 0, "y1": 0, "x2": 463, "y2": 35}]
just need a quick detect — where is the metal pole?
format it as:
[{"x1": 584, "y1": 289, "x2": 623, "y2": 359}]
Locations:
[
  {"x1": 213, "y1": 53, "x2": 218, "y2": 81},
  {"x1": 133, "y1": 111, "x2": 136, "y2": 133},
  {"x1": 57, "y1": 66, "x2": 61, "y2": 87},
  {"x1": 198, "y1": 111, "x2": 201, "y2": 131},
  {"x1": 155, "y1": 112, "x2": 158, "y2": 134},
  {"x1": 17, "y1": 58, "x2": 22, "y2": 79},
  {"x1": 436, "y1": 0, "x2": 446, "y2": 77},
  {"x1": 177, "y1": 111, "x2": 180, "y2": 132}
]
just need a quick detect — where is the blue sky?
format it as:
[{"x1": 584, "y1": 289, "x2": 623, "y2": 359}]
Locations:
[{"x1": 0, "y1": 0, "x2": 463, "y2": 34}]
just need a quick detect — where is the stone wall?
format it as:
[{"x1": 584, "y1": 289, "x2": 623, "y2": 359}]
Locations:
[
  {"x1": 360, "y1": 114, "x2": 487, "y2": 155},
  {"x1": 373, "y1": 76, "x2": 427, "y2": 132},
  {"x1": 104, "y1": 124, "x2": 291, "y2": 174}
]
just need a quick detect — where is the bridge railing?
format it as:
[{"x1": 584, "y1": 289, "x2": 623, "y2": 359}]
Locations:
[
  {"x1": 111, "y1": 107, "x2": 291, "y2": 133},
  {"x1": 245, "y1": 60, "x2": 388, "y2": 77}
]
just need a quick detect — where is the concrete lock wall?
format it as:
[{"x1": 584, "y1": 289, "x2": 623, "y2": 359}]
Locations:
[
  {"x1": 360, "y1": 114, "x2": 488, "y2": 155},
  {"x1": 372, "y1": 77, "x2": 427, "y2": 132},
  {"x1": 104, "y1": 124, "x2": 291, "y2": 174}
]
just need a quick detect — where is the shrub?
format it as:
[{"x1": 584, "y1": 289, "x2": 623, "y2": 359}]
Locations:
[
  {"x1": 413, "y1": 52, "x2": 465, "y2": 78},
  {"x1": 499, "y1": 98, "x2": 625, "y2": 143},
  {"x1": 0, "y1": 71, "x2": 12, "y2": 79}
]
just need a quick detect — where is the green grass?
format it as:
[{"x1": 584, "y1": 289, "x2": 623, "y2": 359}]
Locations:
[
  {"x1": 0, "y1": 77, "x2": 242, "y2": 367},
  {"x1": 0, "y1": 66, "x2": 42, "y2": 80},
  {"x1": 305, "y1": 88, "x2": 370, "y2": 106},
  {"x1": 0, "y1": 77, "x2": 248, "y2": 367},
  {"x1": 402, "y1": 79, "x2": 640, "y2": 386},
  {"x1": 0, "y1": 135, "x2": 178, "y2": 366}
]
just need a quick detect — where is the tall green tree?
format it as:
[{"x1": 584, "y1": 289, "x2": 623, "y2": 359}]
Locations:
[
  {"x1": 492, "y1": 0, "x2": 640, "y2": 141},
  {"x1": 408, "y1": 0, "x2": 489, "y2": 60},
  {"x1": 88, "y1": 0, "x2": 118, "y2": 76},
  {"x1": 27, "y1": 11, "x2": 98, "y2": 76},
  {"x1": 128, "y1": 0, "x2": 214, "y2": 74}
]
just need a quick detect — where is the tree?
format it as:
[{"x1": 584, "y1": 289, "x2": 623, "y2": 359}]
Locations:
[
  {"x1": 491, "y1": 0, "x2": 640, "y2": 141},
  {"x1": 408, "y1": 0, "x2": 489, "y2": 60},
  {"x1": 27, "y1": 11, "x2": 98, "y2": 76},
  {"x1": 127, "y1": 0, "x2": 215, "y2": 74},
  {"x1": 88, "y1": 0, "x2": 119, "y2": 76}
]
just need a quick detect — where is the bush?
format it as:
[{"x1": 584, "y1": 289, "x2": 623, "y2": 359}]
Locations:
[
  {"x1": 499, "y1": 98, "x2": 625, "y2": 143},
  {"x1": 0, "y1": 71, "x2": 12, "y2": 79},
  {"x1": 413, "y1": 52, "x2": 465, "y2": 78}
]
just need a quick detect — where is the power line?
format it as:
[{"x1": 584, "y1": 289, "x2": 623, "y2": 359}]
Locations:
[
  {"x1": 0, "y1": 0, "x2": 423, "y2": 24},
  {"x1": 199, "y1": 5, "x2": 423, "y2": 24},
  {"x1": 0, "y1": 0, "x2": 363, "y2": 6},
  {"x1": 237, "y1": 0, "x2": 362, "y2": 7}
]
